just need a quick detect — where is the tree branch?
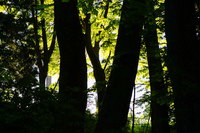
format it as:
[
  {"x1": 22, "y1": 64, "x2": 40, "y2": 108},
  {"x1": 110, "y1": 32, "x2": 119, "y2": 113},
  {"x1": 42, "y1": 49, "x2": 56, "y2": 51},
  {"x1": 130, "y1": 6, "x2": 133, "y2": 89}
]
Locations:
[
  {"x1": 93, "y1": 0, "x2": 110, "y2": 56},
  {"x1": 40, "y1": 0, "x2": 48, "y2": 65},
  {"x1": 31, "y1": 2, "x2": 42, "y2": 71},
  {"x1": 48, "y1": 25, "x2": 56, "y2": 60},
  {"x1": 103, "y1": 50, "x2": 111, "y2": 71}
]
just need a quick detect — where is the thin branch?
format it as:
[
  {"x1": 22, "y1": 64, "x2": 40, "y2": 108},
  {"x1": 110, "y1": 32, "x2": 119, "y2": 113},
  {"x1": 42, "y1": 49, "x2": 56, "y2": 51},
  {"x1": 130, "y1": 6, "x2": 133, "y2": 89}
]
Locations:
[
  {"x1": 48, "y1": 25, "x2": 56, "y2": 60},
  {"x1": 93, "y1": 0, "x2": 110, "y2": 56},
  {"x1": 84, "y1": 13, "x2": 102, "y2": 71},
  {"x1": 104, "y1": 1, "x2": 109, "y2": 18},
  {"x1": 40, "y1": 0, "x2": 48, "y2": 65},
  {"x1": 53, "y1": 77, "x2": 60, "y2": 90},
  {"x1": 132, "y1": 85, "x2": 136, "y2": 133},
  {"x1": 103, "y1": 50, "x2": 111, "y2": 71},
  {"x1": 31, "y1": 2, "x2": 42, "y2": 70}
]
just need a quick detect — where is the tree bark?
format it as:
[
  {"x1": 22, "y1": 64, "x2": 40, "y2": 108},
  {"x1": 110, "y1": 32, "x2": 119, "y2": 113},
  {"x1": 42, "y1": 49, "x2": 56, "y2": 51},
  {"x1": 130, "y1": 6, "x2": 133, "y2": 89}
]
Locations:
[
  {"x1": 94, "y1": 0, "x2": 144, "y2": 132},
  {"x1": 165, "y1": 0, "x2": 200, "y2": 132},
  {"x1": 54, "y1": 0, "x2": 87, "y2": 132},
  {"x1": 144, "y1": 22, "x2": 170, "y2": 133},
  {"x1": 83, "y1": 1, "x2": 110, "y2": 110},
  {"x1": 32, "y1": 0, "x2": 56, "y2": 89},
  {"x1": 84, "y1": 13, "x2": 106, "y2": 110}
]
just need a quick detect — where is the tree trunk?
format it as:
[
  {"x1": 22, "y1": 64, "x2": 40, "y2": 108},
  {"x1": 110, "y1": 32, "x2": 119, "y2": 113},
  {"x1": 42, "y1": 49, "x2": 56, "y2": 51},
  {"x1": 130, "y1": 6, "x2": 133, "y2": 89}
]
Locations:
[
  {"x1": 83, "y1": 1, "x2": 109, "y2": 110},
  {"x1": 84, "y1": 13, "x2": 106, "y2": 110},
  {"x1": 94, "y1": 0, "x2": 144, "y2": 132},
  {"x1": 144, "y1": 22, "x2": 170, "y2": 133},
  {"x1": 54, "y1": 0, "x2": 87, "y2": 132},
  {"x1": 165, "y1": 0, "x2": 200, "y2": 132},
  {"x1": 32, "y1": 0, "x2": 56, "y2": 90}
]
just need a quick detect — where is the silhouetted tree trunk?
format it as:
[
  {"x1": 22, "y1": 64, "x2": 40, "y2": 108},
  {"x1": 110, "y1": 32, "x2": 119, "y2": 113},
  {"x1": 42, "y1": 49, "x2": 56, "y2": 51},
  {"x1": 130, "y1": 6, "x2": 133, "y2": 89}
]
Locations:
[
  {"x1": 83, "y1": 1, "x2": 109, "y2": 110},
  {"x1": 94, "y1": 0, "x2": 144, "y2": 132},
  {"x1": 32, "y1": 0, "x2": 56, "y2": 89},
  {"x1": 144, "y1": 19, "x2": 170, "y2": 133},
  {"x1": 143, "y1": 1, "x2": 170, "y2": 133},
  {"x1": 54, "y1": 0, "x2": 87, "y2": 132},
  {"x1": 84, "y1": 13, "x2": 106, "y2": 111},
  {"x1": 165, "y1": 0, "x2": 200, "y2": 132}
]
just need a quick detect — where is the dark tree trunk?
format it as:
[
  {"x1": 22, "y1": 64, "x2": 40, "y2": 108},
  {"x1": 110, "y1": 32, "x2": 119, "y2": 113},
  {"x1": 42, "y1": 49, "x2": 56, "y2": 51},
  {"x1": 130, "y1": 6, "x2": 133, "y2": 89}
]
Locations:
[
  {"x1": 32, "y1": 0, "x2": 56, "y2": 90},
  {"x1": 84, "y1": 13, "x2": 106, "y2": 110},
  {"x1": 54, "y1": 0, "x2": 87, "y2": 132},
  {"x1": 165, "y1": 0, "x2": 200, "y2": 132},
  {"x1": 83, "y1": 1, "x2": 109, "y2": 110},
  {"x1": 94, "y1": 0, "x2": 144, "y2": 132},
  {"x1": 144, "y1": 22, "x2": 170, "y2": 133}
]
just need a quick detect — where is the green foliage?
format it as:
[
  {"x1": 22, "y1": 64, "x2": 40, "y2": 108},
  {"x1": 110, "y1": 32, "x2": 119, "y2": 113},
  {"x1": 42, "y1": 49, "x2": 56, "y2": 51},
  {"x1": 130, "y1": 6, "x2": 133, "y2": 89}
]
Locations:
[
  {"x1": 61, "y1": 0, "x2": 70, "y2": 2},
  {"x1": 0, "y1": 89, "x2": 58, "y2": 133},
  {"x1": 78, "y1": 0, "x2": 121, "y2": 82},
  {"x1": 133, "y1": 124, "x2": 151, "y2": 133},
  {"x1": 84, "y1": 110, "x2": 98, "y2": 133},
  {"x1": 124, "y1": 113, "x2": 151, "y2": 133},
  {"x1": 0, "y1": 2, "x2": 38, "y2": 91},
  {"x1": 48, "y1": 45, "x2": 60, "y2": 76},
  {"x1": 0, "y1": 1, "x2": 59, "y2": 131}
]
